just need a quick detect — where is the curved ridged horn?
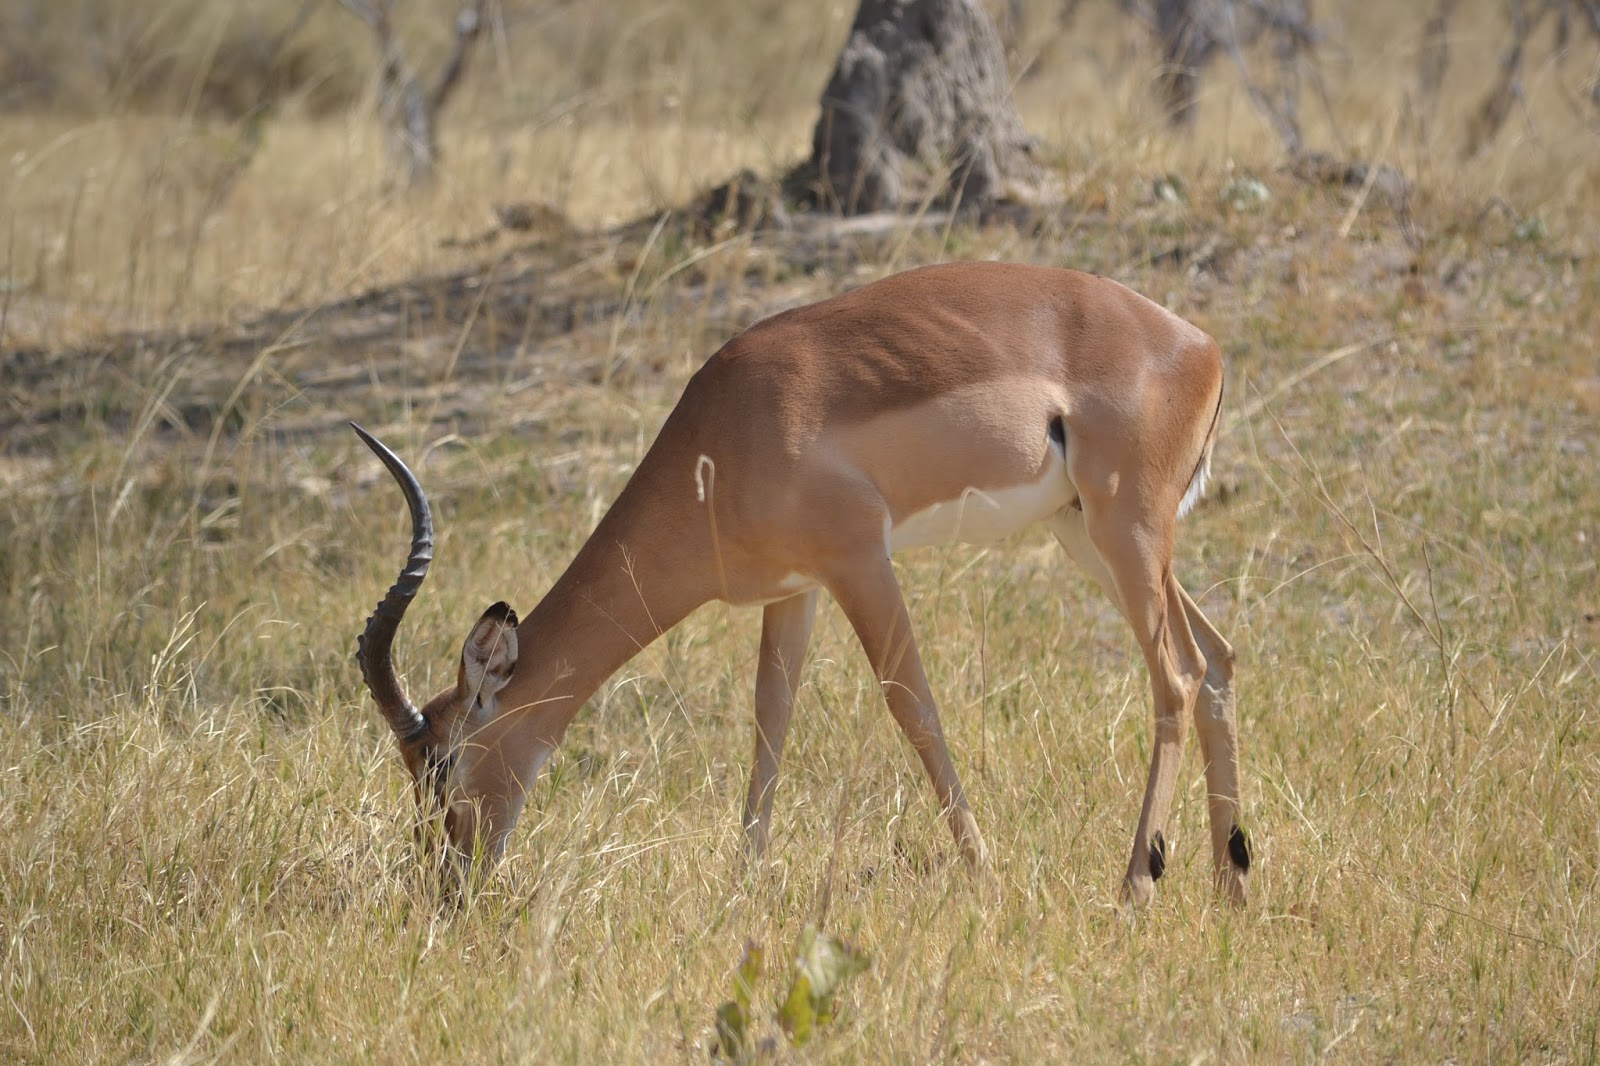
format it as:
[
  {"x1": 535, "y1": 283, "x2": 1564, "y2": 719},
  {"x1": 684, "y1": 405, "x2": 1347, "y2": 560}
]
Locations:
[{"x1": 351, "y1": 423, "x2": 433, "y2": 741}]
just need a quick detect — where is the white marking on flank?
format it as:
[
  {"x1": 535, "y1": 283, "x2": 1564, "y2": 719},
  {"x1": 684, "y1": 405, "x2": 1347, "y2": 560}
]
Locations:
[{"x1": 889, "y1": 457, "x2": 1074, "y2": 552}]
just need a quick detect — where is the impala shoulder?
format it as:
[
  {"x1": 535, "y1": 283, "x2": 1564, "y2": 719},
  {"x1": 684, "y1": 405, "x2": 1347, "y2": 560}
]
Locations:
[{"x1": 687, "y1": 333, "x2": 807, "y2": 415}]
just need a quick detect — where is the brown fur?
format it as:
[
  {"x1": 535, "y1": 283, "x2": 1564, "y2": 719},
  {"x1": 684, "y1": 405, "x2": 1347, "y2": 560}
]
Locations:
[{"x1": 360, "y1": 262, "x2": 1245, "y2": 905}]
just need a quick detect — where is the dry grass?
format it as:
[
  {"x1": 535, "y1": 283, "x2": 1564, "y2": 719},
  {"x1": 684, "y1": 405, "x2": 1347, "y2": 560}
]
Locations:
[
  {"x1": 3, "y1": 1, "x2": 1600, "y2": 1062},
  {"x1": 4, "y1": 0, "x2": 1598, "y2": 335}
]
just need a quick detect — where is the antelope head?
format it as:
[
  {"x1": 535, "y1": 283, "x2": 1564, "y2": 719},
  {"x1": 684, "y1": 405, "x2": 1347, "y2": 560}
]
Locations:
[{"x1": 351, "y1": 423, "x2": 521, "y2": 863}]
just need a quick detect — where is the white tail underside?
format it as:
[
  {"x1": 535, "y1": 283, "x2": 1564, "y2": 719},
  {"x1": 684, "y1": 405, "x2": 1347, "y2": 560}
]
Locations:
[{"x1": 1176, "y1": 450, "x2": 1211, "y2": 520}]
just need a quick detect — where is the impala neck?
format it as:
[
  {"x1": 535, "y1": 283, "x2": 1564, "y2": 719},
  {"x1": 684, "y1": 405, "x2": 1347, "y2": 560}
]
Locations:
[{"x1": 497, "y1": 482, "x2": 711, "y2": 751}]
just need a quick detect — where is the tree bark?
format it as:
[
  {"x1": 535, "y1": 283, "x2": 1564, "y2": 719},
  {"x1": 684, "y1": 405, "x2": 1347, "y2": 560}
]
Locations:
[
  {"x1": 1154, "y1": 0, "x2": 1218, "y2": 128},
  {"x1": 342, "y1": 0, "x2": 486, "y2": 188},
  {"x1": 803, "y1": 0, "x2": 1037, "y2": 214}
]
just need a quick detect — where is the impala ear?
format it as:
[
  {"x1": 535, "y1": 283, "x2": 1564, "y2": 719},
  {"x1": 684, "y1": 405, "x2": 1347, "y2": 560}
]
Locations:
[{"x1": 461, "y1": 601, "x2": 519, "y2": 704}]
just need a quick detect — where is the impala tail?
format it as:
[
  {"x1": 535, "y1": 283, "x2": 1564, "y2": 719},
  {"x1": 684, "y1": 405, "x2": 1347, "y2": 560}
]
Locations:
[{"x1": 1176, "y1": 364, "x2": 1224, "y2": 520}]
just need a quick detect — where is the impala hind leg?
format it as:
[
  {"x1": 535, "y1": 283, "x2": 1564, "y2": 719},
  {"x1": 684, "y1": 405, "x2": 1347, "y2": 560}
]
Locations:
[
  {"x1": 1174, "y1": 583, "x2": 1249, "y2": 904},
  {"x1": 1049, "y1": 509, "x2": 1247, "y2": 904},
  {"x1": 743, "y1": 589, "x2": 819, "y2": 860},
  {"x1": 826, "y1": 555, "x2": 989, "y2": 870},
  {"x1": 1062, "y1": 499, "x2": 1206, "y2": 905}
]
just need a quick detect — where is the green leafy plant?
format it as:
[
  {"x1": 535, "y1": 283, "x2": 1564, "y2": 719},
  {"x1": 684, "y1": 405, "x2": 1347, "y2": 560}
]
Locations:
[
  {"x1": 778, "y1": 926, "x2": 871, "y2": 1045},
  {"x1": 712, "y1": 942, "x2": 764, "y2": 1061},
  {"x1": 712, "y1": 927, "x2": 870, "y2": 1060}
]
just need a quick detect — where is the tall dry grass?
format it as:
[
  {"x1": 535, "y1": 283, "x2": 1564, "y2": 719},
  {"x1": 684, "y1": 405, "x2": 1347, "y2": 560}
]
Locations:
[{"x1": 2, "y1": 1, "x2": 1599, "y2": 1061}]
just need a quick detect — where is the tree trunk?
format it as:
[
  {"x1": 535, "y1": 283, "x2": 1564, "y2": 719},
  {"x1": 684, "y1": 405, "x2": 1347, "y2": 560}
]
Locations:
[
  {"x1": 342, "y1": 0, "x2": 485, "y2": 189},
  {"x1": 1154, "y1": 0, "x2": 1217, "y2": 129},
  {"x1": 803, "y1": 0, "x2": 1037, "y2": 214}
]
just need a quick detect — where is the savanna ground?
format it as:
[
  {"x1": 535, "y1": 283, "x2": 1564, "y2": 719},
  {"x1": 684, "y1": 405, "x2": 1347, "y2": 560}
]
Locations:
[{"x1": 2, "y1": 1, "x2": 1599, "y2": 1061}]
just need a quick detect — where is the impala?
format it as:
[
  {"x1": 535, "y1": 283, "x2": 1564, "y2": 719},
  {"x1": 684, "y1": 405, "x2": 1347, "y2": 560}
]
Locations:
[{"x1": 353, "y1": 261, "x2": 1251, "y2": 905}]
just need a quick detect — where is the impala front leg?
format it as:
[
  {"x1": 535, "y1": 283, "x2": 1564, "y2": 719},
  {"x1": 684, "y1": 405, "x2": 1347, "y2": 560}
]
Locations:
[
  {"x1": 827, "y1": 554, "x2": 989, "y2": 870},
  {"x1": 743, "y1": 589, "x2": 819, "y2": 860}
]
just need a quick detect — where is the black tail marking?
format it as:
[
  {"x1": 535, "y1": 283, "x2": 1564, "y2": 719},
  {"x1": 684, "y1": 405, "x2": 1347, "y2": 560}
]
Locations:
[{"x1": 1183, "y1": 376, "x2": 1224, "y2": 501}]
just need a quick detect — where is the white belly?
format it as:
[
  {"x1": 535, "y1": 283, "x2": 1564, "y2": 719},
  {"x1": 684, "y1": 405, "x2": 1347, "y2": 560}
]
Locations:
[
  {"x1": 888, "y1": 462, "x2": 1073, "y2": 552},
  {"x1": 734, "y1": 437, "x2": 1072, "y2": 607}
]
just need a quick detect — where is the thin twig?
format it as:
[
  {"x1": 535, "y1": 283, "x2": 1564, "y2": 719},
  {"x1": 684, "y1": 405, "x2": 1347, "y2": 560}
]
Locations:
[{"x1": 430, "y1": 1, "x2": 488, "y2": 113}]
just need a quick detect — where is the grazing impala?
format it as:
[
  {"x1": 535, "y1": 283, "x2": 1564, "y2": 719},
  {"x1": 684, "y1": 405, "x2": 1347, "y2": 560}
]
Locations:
[{"x1": 353, "y1": 261, "x2": 1251, "y2": 905}]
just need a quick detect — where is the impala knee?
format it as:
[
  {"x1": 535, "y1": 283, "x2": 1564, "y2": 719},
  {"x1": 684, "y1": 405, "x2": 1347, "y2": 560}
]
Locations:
[
  {"x1": 1195, "y1": 647, "x2": 1238, "y2": 729},
  {"x1": 1157, "y1": 652, "x2": 1205, "y2": 727},
  {"x1": 1204, "y1": 639, "x2": 1235, "y2": 687}
]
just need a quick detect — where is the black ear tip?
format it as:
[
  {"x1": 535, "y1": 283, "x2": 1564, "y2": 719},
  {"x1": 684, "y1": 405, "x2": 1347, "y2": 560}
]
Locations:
[{"x1": 483, "y1": 600, "x2": 519, "y2": 627}]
